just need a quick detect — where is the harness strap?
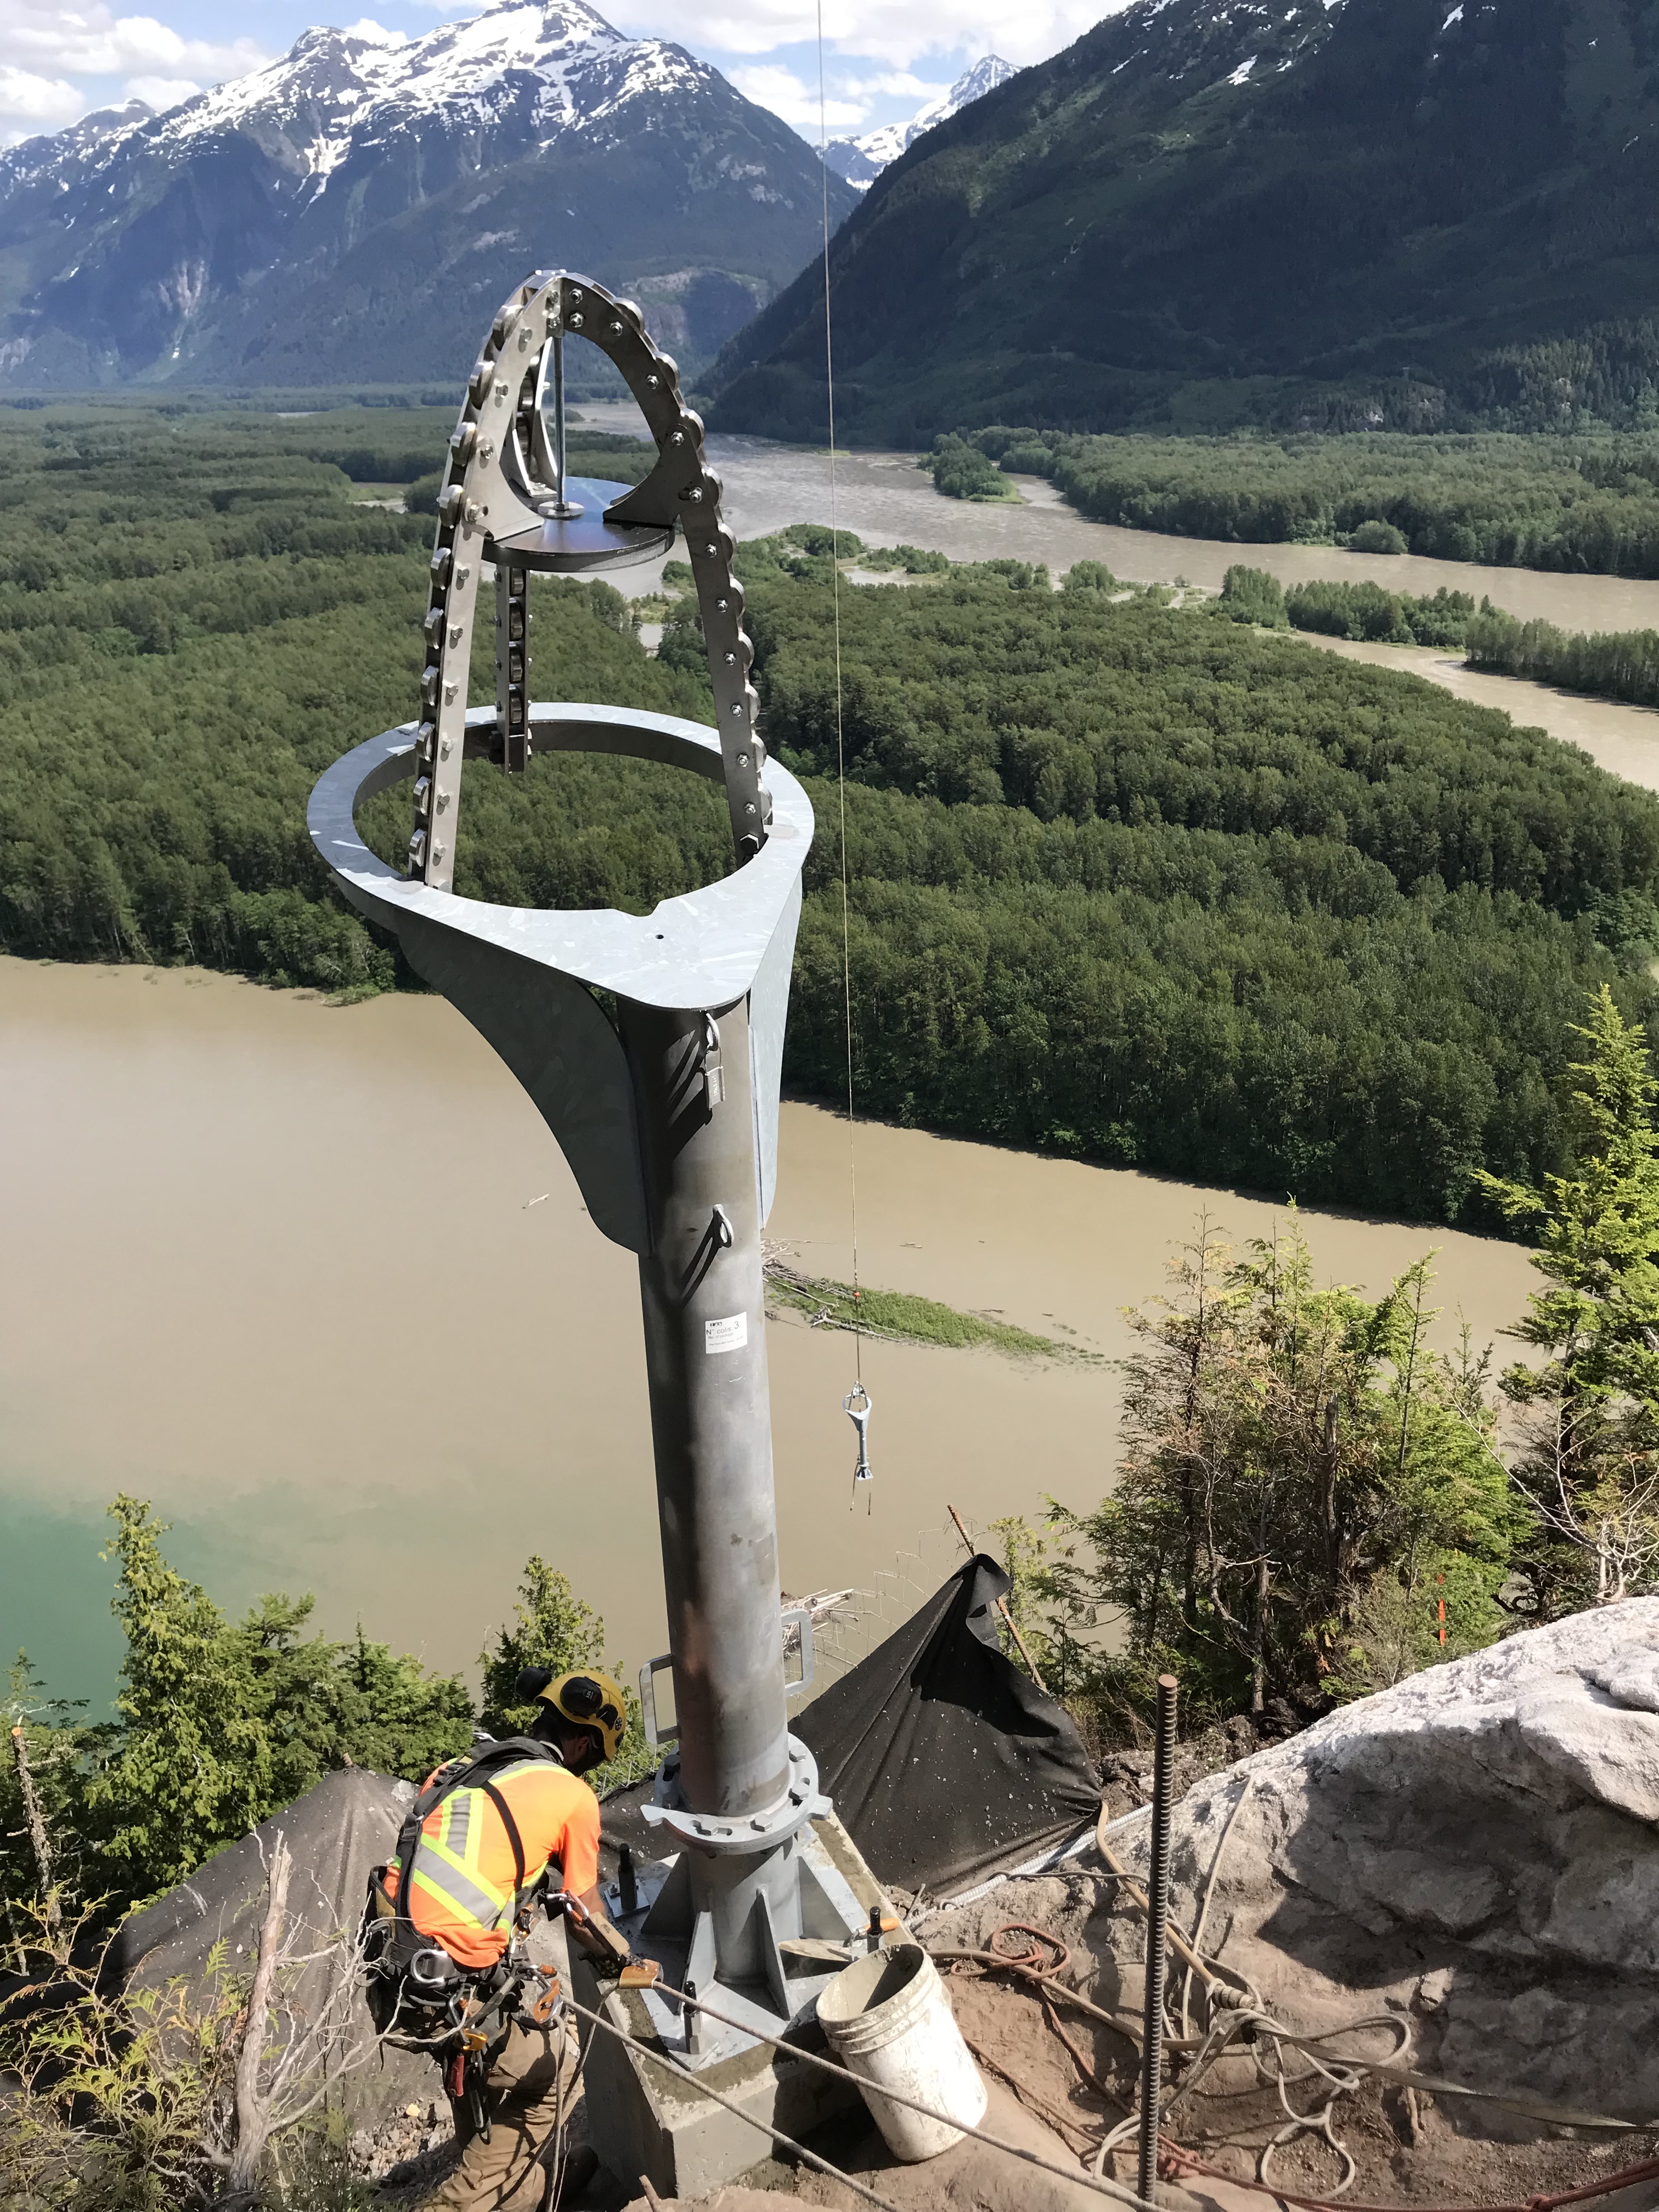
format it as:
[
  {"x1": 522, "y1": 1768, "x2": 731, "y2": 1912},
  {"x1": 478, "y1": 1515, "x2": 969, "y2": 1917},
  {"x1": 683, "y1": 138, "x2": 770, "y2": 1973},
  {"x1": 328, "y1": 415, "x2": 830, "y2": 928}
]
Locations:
[{"x1": 478, "y1": 1776, "x2": 528, "y2": 1903}]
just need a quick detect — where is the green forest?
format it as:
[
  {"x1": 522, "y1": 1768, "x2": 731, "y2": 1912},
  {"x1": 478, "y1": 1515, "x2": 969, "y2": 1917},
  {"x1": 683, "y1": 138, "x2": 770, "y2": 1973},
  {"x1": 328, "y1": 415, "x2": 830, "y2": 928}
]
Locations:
[
  {"x1": 1215, "y1": 563, "x2": 1659, "y2": 719},
  {"x1": 6, "y1": 406, "x2": 1659, "y2": 1227},
  {"x1": 963, "y1": 426, "x2": 1659, "y2": 576}
]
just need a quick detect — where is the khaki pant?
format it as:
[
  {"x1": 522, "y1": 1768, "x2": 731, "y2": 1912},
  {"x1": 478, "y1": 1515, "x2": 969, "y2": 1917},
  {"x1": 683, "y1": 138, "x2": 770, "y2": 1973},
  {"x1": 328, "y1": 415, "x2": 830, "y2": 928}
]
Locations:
[{"x1": 425, "y1": 2016, "x2": 582, "y2": 2212}]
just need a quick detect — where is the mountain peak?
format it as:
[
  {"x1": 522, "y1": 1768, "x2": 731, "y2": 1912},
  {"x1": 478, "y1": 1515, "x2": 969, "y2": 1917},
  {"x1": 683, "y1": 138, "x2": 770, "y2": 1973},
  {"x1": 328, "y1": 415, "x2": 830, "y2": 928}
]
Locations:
[
  {"x1": 823, "y1": 55, "x2": 1015, "y2": 189},
  {"x1": 0, "y1": 0, "x2": 855, "y2": 390}
]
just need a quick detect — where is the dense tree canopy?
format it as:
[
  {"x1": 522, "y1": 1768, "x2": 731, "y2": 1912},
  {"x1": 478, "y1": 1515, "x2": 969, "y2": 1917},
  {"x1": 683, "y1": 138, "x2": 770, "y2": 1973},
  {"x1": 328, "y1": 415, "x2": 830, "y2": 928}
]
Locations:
[
  {"x1": 972, "y1": 426, "x2": 1659, "y2": 577},
  {"x1": 7, "y1": 413, "x2": 1659, "y2": 1224}
]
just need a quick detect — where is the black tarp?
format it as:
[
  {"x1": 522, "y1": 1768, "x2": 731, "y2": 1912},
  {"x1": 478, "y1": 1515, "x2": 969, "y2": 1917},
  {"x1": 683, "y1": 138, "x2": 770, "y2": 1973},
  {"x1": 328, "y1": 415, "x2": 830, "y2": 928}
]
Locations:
[
  {"x1": 105, "y1": 1768, "x2": 430, "y2": 2119},
  {"x1": 794, "y1": 1555, "x2": 1100, "y2": 1896}
]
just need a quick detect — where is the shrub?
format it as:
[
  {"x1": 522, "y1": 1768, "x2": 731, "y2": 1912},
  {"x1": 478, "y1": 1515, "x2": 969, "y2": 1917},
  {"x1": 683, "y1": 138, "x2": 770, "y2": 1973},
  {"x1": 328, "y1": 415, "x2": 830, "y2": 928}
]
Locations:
[
  {"x1": 1350, "y1": 518, "x2": 1409, "y2": 554},
  {"x1": 1217, "y1": 564, "x2": 1287, "y2": 625}
]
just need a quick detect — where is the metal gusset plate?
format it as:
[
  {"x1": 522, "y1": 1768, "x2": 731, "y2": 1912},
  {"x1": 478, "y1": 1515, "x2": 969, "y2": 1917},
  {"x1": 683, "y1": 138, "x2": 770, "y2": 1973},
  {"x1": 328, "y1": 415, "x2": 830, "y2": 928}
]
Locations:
[
  {"x1": 311, "y1": 703, "x2": 812, "y2": 1249},
  {"x1": 409, "y1": 269, "x2": 769, "y2": 890}
]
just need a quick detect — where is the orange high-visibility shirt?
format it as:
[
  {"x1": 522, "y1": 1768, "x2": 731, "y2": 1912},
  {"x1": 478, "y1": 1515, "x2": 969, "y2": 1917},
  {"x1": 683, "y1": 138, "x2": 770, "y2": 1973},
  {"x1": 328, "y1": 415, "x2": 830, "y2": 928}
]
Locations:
[{"x1": 386, "y1": 1756, "x2": 602, "y2": 1970}]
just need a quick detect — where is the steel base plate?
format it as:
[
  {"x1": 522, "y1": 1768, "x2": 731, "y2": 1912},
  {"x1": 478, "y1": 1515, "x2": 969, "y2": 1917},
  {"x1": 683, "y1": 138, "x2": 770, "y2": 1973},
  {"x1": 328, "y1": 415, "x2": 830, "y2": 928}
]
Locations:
[{"x1": 579, "y1": 1805, "x2": 901, "y2": 2197}]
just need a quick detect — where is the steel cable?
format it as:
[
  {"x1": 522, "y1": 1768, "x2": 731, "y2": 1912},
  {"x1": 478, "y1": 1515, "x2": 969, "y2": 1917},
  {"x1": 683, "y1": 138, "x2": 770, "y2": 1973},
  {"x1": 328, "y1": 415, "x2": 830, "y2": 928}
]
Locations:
[
  {"x1": 573, "y1": 1967, "x2": 1159, "y2": 2211},
  {"x1": 815, "y1": 0, "x2": 864, "y2": 1423}
]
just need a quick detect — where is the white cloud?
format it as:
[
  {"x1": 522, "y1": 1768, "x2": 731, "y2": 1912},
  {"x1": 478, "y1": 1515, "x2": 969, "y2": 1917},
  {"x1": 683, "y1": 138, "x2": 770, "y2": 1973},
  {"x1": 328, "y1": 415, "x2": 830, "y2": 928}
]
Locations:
[
  {"x1": 0, "y1": 64, "x2": 82, "y2": 125},
  {"x1": 0, "y1": 4, "x2": 270, "y2": 83},
  {"x1": 729, "y1": 60, "x2": 864, "y2": 128},
  {"x1": 617, "y1": 0, "x2": 1125, "y2": 69},
  {"x1": 341, "y1": 16, "x2": 407, "y2": 42},
  {"x1": 857, "y1": 69, "x2": 939, "y2": 98},
  {"x1": 122, "y1": 72, "x2": 198, "y2": 107}
]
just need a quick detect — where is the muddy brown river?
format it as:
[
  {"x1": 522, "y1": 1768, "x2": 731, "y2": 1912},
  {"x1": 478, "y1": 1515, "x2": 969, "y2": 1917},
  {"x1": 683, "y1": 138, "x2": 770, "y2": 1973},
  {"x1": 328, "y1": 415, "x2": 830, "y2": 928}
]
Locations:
[
  {"x1": 1, "y1": 958, "x2": 1537, "y2": 1709},
  {"x1": 575, "y1": 409, "x2": 1659, "y2": 795}
]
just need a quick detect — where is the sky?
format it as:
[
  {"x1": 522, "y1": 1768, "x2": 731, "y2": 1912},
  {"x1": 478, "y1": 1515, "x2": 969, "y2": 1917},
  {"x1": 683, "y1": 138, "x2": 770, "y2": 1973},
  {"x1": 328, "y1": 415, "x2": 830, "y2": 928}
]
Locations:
[{"x1": 0, "y1": 0, "x2": 1117, "y2": 148}]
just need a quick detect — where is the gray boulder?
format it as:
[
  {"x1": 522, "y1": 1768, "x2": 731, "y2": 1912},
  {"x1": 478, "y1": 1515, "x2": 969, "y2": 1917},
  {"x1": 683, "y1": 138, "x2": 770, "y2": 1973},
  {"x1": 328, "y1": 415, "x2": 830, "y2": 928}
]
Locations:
[{"x1": 938, "y1": 1601, "x2": 1659, "y2": 2138}]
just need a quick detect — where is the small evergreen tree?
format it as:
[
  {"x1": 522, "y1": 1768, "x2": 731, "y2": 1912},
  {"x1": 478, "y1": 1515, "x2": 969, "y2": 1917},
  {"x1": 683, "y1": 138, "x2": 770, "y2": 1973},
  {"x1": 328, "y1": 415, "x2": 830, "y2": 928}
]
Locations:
[
  {"x1": 1043, "y1": 1214, "x2": 1514, "y2": 1740},
  {"x1": 232, "y1": 1594, "x2": 473, "y2": 1801},
  {"x1": 479, "y1": 1556, "x2": 652, "y2": 1787},
  {"x1": 84, "y1": 1498, "x2": 275, "y2": 1902},
  {"x1": 1476, "y1": 985, "x2": 1659, "y2": 1611}
]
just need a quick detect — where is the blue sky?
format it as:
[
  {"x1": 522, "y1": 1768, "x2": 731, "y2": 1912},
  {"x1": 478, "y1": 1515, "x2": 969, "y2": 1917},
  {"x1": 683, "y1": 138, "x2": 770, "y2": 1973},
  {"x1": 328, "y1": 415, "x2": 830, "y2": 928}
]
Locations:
[{"x1": 0, "y1": 0, "x2": 1112, "y2": 148}]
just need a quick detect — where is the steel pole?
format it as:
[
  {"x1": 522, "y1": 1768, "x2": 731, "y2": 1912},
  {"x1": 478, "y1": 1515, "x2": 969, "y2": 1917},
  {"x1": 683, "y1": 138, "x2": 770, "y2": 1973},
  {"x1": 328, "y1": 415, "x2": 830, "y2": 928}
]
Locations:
[
  {"x1": 1138, "y1": 1672, "x2": 1178, "y2": 2206},
  {"x1": 621, "y1": 995, "x2": 791, "y2": 1820}
]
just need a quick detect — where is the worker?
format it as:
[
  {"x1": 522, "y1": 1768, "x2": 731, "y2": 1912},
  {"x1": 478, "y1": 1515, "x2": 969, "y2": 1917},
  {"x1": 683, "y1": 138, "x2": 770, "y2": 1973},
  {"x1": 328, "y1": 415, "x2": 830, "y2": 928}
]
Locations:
[{"x1": 384, "y1": 1666, "x2": 633, "y2": 2211}]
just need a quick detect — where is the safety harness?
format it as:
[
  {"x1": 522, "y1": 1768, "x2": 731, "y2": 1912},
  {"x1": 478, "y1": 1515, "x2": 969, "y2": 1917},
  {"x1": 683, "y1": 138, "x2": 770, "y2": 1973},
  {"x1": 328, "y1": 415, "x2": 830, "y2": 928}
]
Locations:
[{"x1": 362, "y1": 1736, "x2": 571, "y2": 2136}]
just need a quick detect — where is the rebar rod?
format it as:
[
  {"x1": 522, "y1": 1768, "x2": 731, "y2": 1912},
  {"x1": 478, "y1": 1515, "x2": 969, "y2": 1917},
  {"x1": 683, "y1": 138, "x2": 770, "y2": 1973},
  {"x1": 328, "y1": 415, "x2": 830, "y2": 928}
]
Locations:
[{"x1": 1138, "y1": 1672, "x2": 1178, "y2": 2204}]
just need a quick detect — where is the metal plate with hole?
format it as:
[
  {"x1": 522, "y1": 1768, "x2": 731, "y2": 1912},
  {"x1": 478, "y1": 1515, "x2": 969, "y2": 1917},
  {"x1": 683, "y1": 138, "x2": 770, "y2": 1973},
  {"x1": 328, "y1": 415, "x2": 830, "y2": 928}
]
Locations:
[{"x1": 485, "y1": 477, "x2": 675, "y2": 573}]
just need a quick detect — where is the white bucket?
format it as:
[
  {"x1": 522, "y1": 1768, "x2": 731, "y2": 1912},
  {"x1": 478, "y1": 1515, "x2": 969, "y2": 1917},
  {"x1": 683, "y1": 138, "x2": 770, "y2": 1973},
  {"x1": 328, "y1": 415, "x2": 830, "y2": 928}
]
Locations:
[{"x1": 815, "y1": 1943, "x2": 988, "y2": 2162}]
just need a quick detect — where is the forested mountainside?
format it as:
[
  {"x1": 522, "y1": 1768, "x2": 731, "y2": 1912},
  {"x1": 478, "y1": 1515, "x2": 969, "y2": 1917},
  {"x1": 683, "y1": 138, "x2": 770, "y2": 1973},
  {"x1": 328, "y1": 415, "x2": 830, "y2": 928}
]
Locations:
[
  {"x1": 711, "y1": 0, "x2": 1659, "y2": 443},
  {"x1": 0, "y1": 1, "x2": 855, "y2": 390}
]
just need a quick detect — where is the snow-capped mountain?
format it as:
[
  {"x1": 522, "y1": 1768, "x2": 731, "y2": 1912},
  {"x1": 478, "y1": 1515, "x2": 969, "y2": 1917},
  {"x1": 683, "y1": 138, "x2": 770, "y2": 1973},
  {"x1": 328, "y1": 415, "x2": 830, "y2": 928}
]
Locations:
[
  {"x1": 821, "y1": 57, "x2": 1015, "y2": 190},
  {"x1": 0, "y1": 1, "x2": 857, "y2": 388},
  {"x1": 0, "y1": 100, "x2": 154, "y2": 199},
  {"x1": 716, "y1": 0, "x2": 1659, "y2": 446}
]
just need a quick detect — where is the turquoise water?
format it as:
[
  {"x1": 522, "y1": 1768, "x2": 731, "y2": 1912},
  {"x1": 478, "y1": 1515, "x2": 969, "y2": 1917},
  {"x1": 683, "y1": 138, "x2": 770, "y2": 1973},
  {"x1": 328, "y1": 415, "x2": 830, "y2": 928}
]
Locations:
[{"x1": 0, "y1": 1498, "x2": 123, "y2": 1713}]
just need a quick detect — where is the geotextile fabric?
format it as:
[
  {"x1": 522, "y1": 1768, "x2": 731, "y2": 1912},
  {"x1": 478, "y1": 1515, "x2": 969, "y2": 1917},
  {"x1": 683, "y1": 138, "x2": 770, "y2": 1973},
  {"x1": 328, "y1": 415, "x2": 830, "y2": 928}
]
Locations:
[{"x1": 795, "y1": 1555, "x2": 1100, "y2": 1896}]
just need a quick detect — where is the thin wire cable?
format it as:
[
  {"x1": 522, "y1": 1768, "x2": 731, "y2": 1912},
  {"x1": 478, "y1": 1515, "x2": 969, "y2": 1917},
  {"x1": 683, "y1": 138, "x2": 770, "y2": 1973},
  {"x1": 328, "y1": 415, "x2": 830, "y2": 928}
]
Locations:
[
  {"x1": 573, "y1": 1973, "x2": 1157, "y2": 2212},
  {"x1": 817, "y1": 0, "x2": 862, "y2": 1399},
  {"x1": 563, "y1": 1992, "x2": 904, "y2": 2212}
]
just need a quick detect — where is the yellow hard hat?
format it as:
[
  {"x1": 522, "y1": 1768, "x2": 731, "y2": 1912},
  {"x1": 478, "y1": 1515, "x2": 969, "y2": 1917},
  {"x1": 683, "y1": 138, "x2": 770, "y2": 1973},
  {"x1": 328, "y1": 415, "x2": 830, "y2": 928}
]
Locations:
[{"x1": 532, "y1": 1668, "x2": 629, "y2": 1764}]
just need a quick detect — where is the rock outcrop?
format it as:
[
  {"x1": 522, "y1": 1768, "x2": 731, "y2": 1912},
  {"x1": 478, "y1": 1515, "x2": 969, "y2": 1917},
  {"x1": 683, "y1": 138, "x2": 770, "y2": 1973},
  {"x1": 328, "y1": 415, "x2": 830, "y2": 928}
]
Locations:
[{"x1": 938, "y1": 1602, "x2": 1659, "y2": 2137}]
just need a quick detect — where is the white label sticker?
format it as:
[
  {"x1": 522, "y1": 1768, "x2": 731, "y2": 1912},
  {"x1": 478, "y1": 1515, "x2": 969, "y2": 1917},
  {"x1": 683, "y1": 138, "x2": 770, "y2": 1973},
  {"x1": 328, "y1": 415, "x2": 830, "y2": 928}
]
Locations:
[{"x1": 704, "y1": 1312, "x2": 748, "y2": 1355}]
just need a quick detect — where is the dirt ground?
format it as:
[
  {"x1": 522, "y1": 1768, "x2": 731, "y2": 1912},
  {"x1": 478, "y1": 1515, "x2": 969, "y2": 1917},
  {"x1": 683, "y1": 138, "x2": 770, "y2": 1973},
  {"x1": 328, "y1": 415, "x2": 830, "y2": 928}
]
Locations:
[
  {"x1": 351, "y1": 1954, "x2": 1659, "y2": 2212},
  {"x1": 586, "y1": 1911, "x2": 1657, "y2": 2212},
  {"x1": 363, "y1": 1872, "x2": 1659, "y2": 2212}
]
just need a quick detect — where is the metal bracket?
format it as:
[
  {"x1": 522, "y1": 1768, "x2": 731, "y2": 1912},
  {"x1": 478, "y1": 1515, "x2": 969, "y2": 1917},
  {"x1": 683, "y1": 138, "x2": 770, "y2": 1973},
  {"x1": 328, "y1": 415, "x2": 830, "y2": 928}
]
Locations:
[
  {"x1": 407, "y1": 268, "x2": 767, "y2": 886},
  {"x1": 639, "y1": 1653, "x2": 676, "y2": 1751},
  {"x1": 780, "y1": 1607, "x2": 815, "y2": 1700}
]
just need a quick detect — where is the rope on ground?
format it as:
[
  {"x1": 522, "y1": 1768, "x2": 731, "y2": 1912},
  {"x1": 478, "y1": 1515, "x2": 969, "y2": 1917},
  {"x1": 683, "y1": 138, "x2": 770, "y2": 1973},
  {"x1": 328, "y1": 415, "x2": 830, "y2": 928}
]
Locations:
[
  {"x1": 1094, "y1": 1823, "x2": 1249, "y2": 2003},
  {"x1": 985, "y1": 1923, "x2": 1129, "y2": 2110},
  {"x1": 1192, "y1": 2006, "x2": 1656, "y2": 2138},
  {"x1": 938, "y1": 1929, "x2": 1659, "y2": 2212},
  {"x1": 1167, "y1": 2002, "x2": 1412, "y2": 2199},
  {"x1": 930, "y1": 1943, "x2": 1166, "y2": 2042},
  {"x1": 947, "y1": 1898, "x2": 1659, "y2": 2209},
  {"x1": 1182, "y1": 1776, "x2": 1254, "y2": 2038},
  {"x1": 1160, "y1": 2141, "x2": 1659, "y2": 2212},
  {"x1": 561, "y1": 1990, "x2": 905, "y2": 2212}
]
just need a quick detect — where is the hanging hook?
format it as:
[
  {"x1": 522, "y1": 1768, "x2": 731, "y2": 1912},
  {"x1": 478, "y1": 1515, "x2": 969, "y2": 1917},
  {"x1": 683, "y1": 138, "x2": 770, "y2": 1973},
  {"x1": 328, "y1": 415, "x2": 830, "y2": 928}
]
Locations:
[{"x1": 844, "y1": 1383, "x2": 872, "y2": 1514}]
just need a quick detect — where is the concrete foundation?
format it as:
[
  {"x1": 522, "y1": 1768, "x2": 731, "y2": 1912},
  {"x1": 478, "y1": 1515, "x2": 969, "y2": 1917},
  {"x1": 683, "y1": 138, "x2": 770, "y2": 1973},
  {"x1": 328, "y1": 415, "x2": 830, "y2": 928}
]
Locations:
[{"x1": 577, "y1": 1807, "x2": 896, "y2": 2197}]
